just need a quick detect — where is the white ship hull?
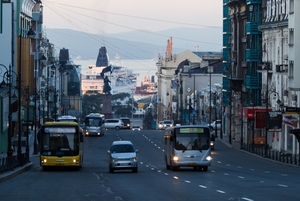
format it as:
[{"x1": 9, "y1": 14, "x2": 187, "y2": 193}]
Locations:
[{"x1": 81, "y1": 65, "x2": 137, "y2": 95}]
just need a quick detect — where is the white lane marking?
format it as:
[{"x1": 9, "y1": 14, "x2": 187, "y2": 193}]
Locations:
[
  {"x1": 154, "y1": 144, "x2": 157, "y2": 146},
  {"x1": 146, "y1": 165, "x2": 149, "y2": 167},
  {"x1": 226, "y1": 164, "x2": 231, "y2": 166},
  {"x1": 164, "y1": 173, "x2": 169, "y2": 176},
  {"x1": 260, "y1": 181, "x2": 265, "y2": 183},
  {"x1": 151, "y1": 168, "x2": 155, "y2": 171},
  {"x1": 184, "y1": 180, "x2": 191, "y2": 183},
  {"x1": 93, "y1": 173, "x2": 100, "y2": 180},
  {"x1": 224, "y1": 173, "x2": 229, "y2": 176},
  {"x1": 140, "y1": 162, "x2": 143, "y2": 165},
  {"x1": 264, "y1": 171, "x2": 270, "y2": 174},
  {"x1": 210, "y1": 170, "x2": 215, "y2": 172},
  {"x1": 241, "y1": 197, "x2": 254, "y2": 201},
  {"x1": 157, "y1": 146, "x2": 161, "y2": 149},
  {"x1": 250, "y1": 169, "x2": 255, "y2": 171},
  {"x1": 217, "y1": 161, "x2": 221, "y2": 164},
  {"x1": 278, "y1": 184, "x2": 288, "y2": 188},
  {"x1": 238, "y1": 176, "x2": 245, "y2": 179},
  {"x1": 199, "y1": 185, "x2": 207, "y2": 189},
  {"x1": 216, "y1": 190, "x2": 226, "y2": 194},
  {"x1": 281, "y1": 174, "x2": 288, "y2": 176},
  {"x1": 238, "y1": 166, "x2": 242, "y2": 169},
  {"x1": 173, "y1": 176, "x2": 179, "y2": 179}
]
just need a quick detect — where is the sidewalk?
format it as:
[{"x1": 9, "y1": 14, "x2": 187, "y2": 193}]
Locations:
[
  {"x1": 0, "y1": 130, "x2": 37, "y2": 183},
  {"x1": 216, "y1": 133, "x2": 300, "y2": 167}
]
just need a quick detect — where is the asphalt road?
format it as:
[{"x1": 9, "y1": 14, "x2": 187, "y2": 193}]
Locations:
[{"x1": 0, "y1": 129, "x2": 299, "y2": 201}]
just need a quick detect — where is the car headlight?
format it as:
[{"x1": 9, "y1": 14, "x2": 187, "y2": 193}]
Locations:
[
  {"x1": 172, "y1": 156, "x2": 179, "y2": 162},
  {"x1": 131, "y1": 157, "x2": 138, "y2": 162},
  {"x1": 206, "y1": 156, "x2": 212, "y2": 161},
  {"x1": 210, "y1": 142, "x2": 214, "y2": 146}
]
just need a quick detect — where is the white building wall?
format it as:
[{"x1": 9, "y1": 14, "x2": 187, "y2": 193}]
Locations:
[{"x1": 0, "y1": 3, "x2": 13, "y2": 68}]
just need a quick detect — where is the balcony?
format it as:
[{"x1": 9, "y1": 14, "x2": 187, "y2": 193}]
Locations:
[
  {"x1": 246, "y1": 49, "x2": 260, "y2": 62},
  {"x1": 246, "y1": 22, "x2": 259, "y2": 35},
  {"x1": 245, "y1": 75, "x2": 260, "y2": 89},
  {"x1": 246, "y1": 0, "x2": 261, "y2": 5}
]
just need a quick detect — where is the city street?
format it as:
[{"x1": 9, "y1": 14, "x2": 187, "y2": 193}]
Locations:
[{"x1": 0, "y1": 129, "x2": 299, "y2": 201}]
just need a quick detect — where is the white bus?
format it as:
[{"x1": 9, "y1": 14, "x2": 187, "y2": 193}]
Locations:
[
  {"x1": 83, "y1": 113, "x2": 105, "y2": 136},
  {"x1": 164, "y1": 125, "x2": 212, "y2": 171}
]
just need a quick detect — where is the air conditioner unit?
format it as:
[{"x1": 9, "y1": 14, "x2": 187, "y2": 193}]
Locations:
[{"x1": 283, "y1": 54, "x2": 288, "y2": 60}]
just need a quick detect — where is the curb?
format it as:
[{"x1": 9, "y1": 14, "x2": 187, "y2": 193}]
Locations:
[{"x1": 0, "y1": 162, "x2": 33, "y2": 183}]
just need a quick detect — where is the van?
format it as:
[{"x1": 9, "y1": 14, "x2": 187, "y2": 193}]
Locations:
[
  {"x1": 103, "y1": 119, "x2": 124, "y2": 130},
  {"x1": 120, "y1": 117, "x2": 131, "y2": 129}
]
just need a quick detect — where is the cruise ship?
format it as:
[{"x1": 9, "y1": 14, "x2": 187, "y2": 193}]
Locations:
[{"x1": 81, "y1": 47, "x2": 137, "y2": 95}]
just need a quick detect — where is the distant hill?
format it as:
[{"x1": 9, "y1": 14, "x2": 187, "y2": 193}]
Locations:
[{"x1": 45, "y1": 27, "x2": 222, "y2": 61}]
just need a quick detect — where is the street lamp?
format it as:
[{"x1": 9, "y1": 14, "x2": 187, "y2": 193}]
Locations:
[
  {"x1": 131, "y1": 89, "x2": 135, "y2": 120},
  {"x1": 262, "y1": 51, "x2": 269, "y2": 157},
  {"x1": 0, "y1": 64, "x2": 13, "y2": 158},
  {"x1": 189, "y1": 71, "x2": 196, "y2": 125},
  {"x1": 207, "y1": 66, "x2": 214, "y2": 127}
]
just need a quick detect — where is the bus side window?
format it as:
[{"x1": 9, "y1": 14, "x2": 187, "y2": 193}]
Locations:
[{"x1": 80, "y1": 132, "x2": 84, "y2": 142}]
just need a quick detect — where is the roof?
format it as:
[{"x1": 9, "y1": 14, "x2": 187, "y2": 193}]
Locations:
[{"x1": 112, "y1": 140, "x2": 133, "y2": 145}]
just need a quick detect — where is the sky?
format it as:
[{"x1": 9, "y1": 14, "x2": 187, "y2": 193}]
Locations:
[{"x1": 42, "y1": 0, "x2": 223, "y2": 35}]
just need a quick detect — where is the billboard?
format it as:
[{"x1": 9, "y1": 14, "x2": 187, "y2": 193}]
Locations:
[{"x1": 268, "y1": 112, "x2": 282, "y2": 132}]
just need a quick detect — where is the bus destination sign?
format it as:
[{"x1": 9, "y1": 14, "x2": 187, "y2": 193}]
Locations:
[{"x1": 179, "y1": 128, "x2": 204, "y2": 133}]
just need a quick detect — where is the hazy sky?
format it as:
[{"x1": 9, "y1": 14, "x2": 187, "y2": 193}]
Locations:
[{"x1": 42, "y1": 0, "x2": 223, "y2": 34}]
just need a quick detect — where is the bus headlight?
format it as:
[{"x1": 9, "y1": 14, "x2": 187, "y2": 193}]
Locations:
[
  {"x1": 172, "y1": 156, "x2": 179, "y2": 162},
  {"x1": 206, "y1": 156, "x2": 212, "y2": 161},
  {"x1": 73, "y1": 159, "x2": 78, "y2": 163},
  {"x1": 41, "y1": 159, "x2": 47, "y2": 163}
]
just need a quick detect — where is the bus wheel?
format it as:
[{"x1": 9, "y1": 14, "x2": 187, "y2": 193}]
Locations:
[
  {"x1": 42, "y1": 166, "x2": 49, "y2": 171},
  {"x1": 166, "y1": 161, "x2": 170, "y2": 170}
]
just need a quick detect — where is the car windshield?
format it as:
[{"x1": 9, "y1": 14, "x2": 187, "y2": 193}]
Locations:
[
  {"x1": 164, "y1": 121, "x2": 172, "y2": 124},
  {"x1": 111, "y1": 144, "x2": 135, "y2": 153}
]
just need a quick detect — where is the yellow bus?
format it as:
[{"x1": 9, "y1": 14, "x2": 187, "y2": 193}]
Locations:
[{"x1": 39, "y1": 122, "x2": 84, "y2": 170}]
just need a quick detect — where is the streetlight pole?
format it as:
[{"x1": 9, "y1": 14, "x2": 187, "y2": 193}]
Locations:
[
  {"x1": 0, "y1": 64, "x2": 13, "y2": 157},
  {"x1": 25, "y1": 86, "x2": 30, "y2": 162},
  {"x1": 207, "y1": 66, "x2": 213, "y2": 128},
  {"x1": 131, "y1": 89, "x2": 135, "y2": 120},
  {"x1": 263, "y1": 51, "x2": 269, "y2": 157}
]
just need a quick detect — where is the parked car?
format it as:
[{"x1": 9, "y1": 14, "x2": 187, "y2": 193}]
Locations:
[
  {"x1": 157, "y1": 121, "x2": 164, "y2": 130},
  {"x1": 131, "y1": 125, "x2": 141, "y2": 131},
  {"x1": 103, "y1": 119, "x2": 124, "y2": 130},
  {"x1": 120, "y1": 117, "x2": 131, "y2": 129},
  {"x1": 162, "y1": 120, "x2": 172, "y2": 129},
  {"x1": 107, "y1": 140, "x2": 139, "y2": 173},
  {"x1": 208, "y1": 120, "x2": 221, "y2": 131}
]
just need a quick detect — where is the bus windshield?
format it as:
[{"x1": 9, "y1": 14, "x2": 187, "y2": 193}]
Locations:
[
  {"x1": 174, "y1": 127, "x2": 210, "y2": 151},
  {"x1": 174, "y1": 134, "x2": 210, "y2": 151},
  {"x1": 85, "y1": 117, "x2": 102, "y2": 127},
  {"x1": 42, "y1": 128, "x2": 78, "y2": 151}
]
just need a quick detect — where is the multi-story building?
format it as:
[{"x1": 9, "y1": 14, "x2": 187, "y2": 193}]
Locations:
[{"x1": 223, "y1": 0, "x2": 299, "y2": 155}]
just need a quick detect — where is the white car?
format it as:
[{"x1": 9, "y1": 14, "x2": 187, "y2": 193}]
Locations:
[
  {"x1": 208, "y1": 120, "x2": 221, "y2": 130},
  {"x1": 107, "y1": 141, "x2": 139, "y2": 173},
  {"x1": 157, "y1": 121, "x2": 164, "y2": 130},
  {"x1": 103, "y1": 119, "x2": 124, "y2": 130},
  {"x1": 162, "y1": 120, "x2": 172, "y2": 129}
]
